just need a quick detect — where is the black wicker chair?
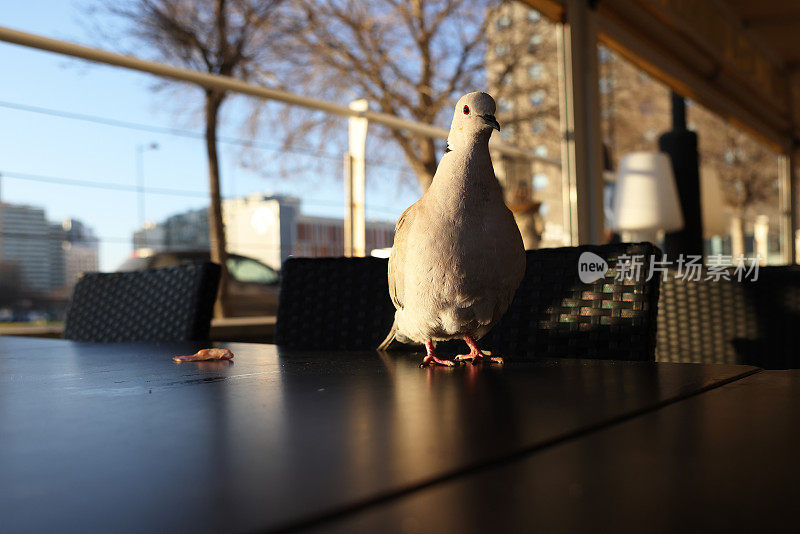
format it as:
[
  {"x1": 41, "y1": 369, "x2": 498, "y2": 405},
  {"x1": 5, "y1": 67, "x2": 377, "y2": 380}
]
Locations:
[
  {"x1": 656, "y1": 265, "x2": 800, "y2": 369},
  {"x1": 63, "y1": 262, "x2": 221, "y2": 343},
  {"x1": 482, "y1": 242, "x2": 662, "y2": 361},
  {"x1": 274, "y1": 257, "x2": 396, "y2": 350},
  {"x1": 275, "y1": 243, "x2": 662, "y2": 361}
]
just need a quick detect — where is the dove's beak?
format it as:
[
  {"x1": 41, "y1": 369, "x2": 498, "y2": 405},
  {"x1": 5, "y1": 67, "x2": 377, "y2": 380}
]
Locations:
[{"x1": 481, "y1": 114, "x2": 500, "y2": 131}]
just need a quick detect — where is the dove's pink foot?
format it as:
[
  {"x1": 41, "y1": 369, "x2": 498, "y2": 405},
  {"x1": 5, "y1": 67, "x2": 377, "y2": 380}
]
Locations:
[
  {"x1": 420, "y1": 340, "x2": 455, "y2": 367},
  {"x1": 454, "y1": 335, "x2": 503, "y2": 365}
]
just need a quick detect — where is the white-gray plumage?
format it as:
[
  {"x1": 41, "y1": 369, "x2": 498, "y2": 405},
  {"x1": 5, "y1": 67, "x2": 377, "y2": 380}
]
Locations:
[{"x1": 380, "y1": 92, "x2": 525, "y2": 366}]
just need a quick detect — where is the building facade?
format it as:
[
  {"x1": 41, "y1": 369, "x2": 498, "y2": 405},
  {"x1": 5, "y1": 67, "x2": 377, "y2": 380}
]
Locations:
[
  {"x1": 0, "y1": 203, "x2": 52, "y2": 291},
  {"x1": 0, "y1": 202, "x2": 98, "y2": 292},
  {"x1": 486, "y1": 2, "x2": 566, "y2": 248},
  {"x1": 487, "y1": 2, "x2": 782, "y2": 259},
  {"x1": 60, "y1": 218, "x2": 99, "y2": 288}
]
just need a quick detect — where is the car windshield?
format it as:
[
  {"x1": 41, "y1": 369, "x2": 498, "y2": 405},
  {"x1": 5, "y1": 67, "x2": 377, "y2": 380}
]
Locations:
[{"x1": 226, "y1": 257, "x2": 279, "y2": 285}]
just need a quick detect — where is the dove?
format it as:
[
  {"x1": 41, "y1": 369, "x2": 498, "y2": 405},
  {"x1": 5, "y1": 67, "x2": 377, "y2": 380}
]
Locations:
[{"x1": 379, "y1": 92, "x2": 525, "y2": 367}]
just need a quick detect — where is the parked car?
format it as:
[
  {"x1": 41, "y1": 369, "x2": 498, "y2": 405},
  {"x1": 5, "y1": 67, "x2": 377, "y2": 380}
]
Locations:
[{"x1": 117, "y1": 250, "x2": 279, "y2": 317}]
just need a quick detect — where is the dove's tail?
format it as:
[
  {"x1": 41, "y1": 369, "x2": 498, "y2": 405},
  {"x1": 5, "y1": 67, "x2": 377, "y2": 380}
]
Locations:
[{"x1": 377, "y1": 321, "x2": 397, "y2": 351}]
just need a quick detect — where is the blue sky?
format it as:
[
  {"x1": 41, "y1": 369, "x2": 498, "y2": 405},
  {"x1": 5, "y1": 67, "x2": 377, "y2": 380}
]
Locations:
[{"x1": 0, "y1": 1, "x2": 421, "y2": 270}]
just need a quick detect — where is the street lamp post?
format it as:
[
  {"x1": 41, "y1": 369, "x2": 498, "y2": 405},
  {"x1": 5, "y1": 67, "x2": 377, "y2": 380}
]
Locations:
[{"x1": 135, "y1": 142, "x2": 159, "y2": 248}]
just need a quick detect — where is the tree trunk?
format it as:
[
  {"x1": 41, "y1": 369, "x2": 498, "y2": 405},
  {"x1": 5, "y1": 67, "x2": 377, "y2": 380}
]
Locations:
[
  {"x1": 205, "y1": 91, "x2": 230, "y2": 318},
  {"x1": 417, "y1": 137, "x2": 438, "y2": 191}
]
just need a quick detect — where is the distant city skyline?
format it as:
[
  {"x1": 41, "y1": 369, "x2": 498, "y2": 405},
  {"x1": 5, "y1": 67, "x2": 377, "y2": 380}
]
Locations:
[{"x1": 0, "y1": 192, "x2": 99, "y2": 293}]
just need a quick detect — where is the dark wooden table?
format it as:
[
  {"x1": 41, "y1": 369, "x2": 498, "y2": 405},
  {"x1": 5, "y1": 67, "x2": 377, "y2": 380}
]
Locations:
[
  {"x1": 314, "y1": 370, "x2": 800, "y2": 534},
  {"x1": 1, "y1": 336, "x2": 783, "y2": 533}
]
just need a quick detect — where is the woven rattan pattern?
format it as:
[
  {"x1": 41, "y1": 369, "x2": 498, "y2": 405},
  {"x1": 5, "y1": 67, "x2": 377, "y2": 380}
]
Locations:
[
  {"x1": 275, "y1": 243, "x2": 661, "y2": 360},
  {"x1": 656, "y1": 266, "x2": 800, "y2": 369},
  {"x1": 274, "y1": 257, "x2": 396, "y2": 350},
  {"x1": 483, "y1": 242, "x2": 661, "y2": 361},
  {"x1": 62, "y1": 262, "x2": 220, "y2": 342}
]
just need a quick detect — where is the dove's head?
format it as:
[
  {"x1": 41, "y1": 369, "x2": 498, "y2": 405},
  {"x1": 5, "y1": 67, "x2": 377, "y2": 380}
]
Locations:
[{"x1": 447, "y1": 92, "x2": 500, "y2": 148}]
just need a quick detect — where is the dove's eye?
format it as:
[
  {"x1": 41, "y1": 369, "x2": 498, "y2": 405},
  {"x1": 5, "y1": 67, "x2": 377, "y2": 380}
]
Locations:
[{"x1": 463, "y1": 105, "x2": 470, "y2": 115}]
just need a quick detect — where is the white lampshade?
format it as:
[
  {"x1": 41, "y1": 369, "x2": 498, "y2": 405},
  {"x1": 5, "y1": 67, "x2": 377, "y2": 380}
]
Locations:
[{"x1": 612, "y1": 151, "x2": 684, "y2": 233}]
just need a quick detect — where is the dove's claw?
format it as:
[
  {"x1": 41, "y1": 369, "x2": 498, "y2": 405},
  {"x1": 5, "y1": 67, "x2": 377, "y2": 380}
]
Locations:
[
  {"x1": 420, "y1": 355, "x2": 456, "y2": 367},
  {"x1": 420, "y1": 340, "x2": 455, "y2": 367},
  {"x1": 457, "y1": 336, "x2": 503, "y2": 365}
]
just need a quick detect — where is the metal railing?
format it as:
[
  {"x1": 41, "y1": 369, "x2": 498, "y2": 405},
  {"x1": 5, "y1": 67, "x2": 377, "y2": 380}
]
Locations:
[{"x1": 0, "y1": 26, "x2": 561, "y2": 167}]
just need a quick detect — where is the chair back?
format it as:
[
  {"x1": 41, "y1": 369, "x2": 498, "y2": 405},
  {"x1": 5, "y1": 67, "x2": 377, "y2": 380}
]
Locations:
[
  {"x1": 275, "y1": 245, "x2": 662, "y2": 361},
  {"x1": 483, "y1": 242, "x2": 662, "y2": 361},
  {"x1": 657, "y1": 265, "x2": 800, "y2": 369},
  {"x1": 63, "y1": 262, "x2": 220, "y2": 342},
  {"x1": 274, "y1": 257, "x2": 395, "y2": 350}
]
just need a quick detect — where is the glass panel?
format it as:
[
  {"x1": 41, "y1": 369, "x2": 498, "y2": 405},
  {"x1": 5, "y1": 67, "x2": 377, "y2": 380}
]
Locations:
[
  {"x1": 0, "y1": 0, "x2": 570, "y2": 322},
  {"x1": 688, "y1": 102, "x2": 785, "y2": 264},
  {"x1": 488, "y1": 2, "x2": 566, "y2": 249},
  {"x1": 596, "y1": 44, "x2": 672, "y2": 243}
]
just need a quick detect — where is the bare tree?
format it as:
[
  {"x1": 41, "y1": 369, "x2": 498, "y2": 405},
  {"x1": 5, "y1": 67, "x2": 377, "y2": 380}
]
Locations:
[
  {"x1": 682, "y1": 103, "x2": 779, "y2": 256},
  {"x1": 709, "y1": 131, "x2": 779, "y2": 256},
  {"x1": 278, "y1": 0, "x2": 504, "y2": 192},
  {"x1": 101, "y1": 0, "x2": 284, "y2": 317}
]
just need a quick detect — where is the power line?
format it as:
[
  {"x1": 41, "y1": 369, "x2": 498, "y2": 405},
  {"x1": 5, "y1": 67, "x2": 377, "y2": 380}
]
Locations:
[
  {"x1": 0, "y1": 231, "x2": 394, "y2": 251},
  {"x1": 0, "y1": 99, "x2": 340, "y2": 160},
  {"x1": 0, "y1": 99, "x2": 419, "y2": 174},
  {"x1": 0, "y1": 170, "x2": 208, "y2": 197},
  {"x1": 0, "y1": 169, "x2": 405, "y2": 216},
  {"x1": 0, "y1": 230, "x2": 284, "y2": 250}
]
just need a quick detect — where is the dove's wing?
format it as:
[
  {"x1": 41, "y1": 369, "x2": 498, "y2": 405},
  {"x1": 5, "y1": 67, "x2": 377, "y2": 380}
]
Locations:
[{"x1": 388, "y1": 203, "x2": 417, "y2": 311}]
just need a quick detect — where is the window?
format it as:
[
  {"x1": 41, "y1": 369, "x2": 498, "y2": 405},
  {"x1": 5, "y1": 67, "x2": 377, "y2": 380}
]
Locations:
[
  {"x1": 527, "y1": 10, "x2": 541, "y2": 23},
  {"x1": 501, "y1": 73, "x2": 513, "y2": 86},
  {"x1": 527, "y1": 63, "x2": 543, "y2": 79},
  {"x1": 528, "y1": 33, "x2": 543, "y2": 52},
  {"x1": 500, "y1": 124, "x2": 515, "y2": 140},
  {"x1": 535, "y1": 145, "x2": 549, "y2": 158},
  {"x1": 532, "y1": 173, "x2": 549, "y2": 190},
  {"x1": 599, "y1": 77, "x2": 614, "y2": 94},
  {"x1": 498, "y1": 97, "x2": 512, "y2": 113},
  {"x1": 598, "y1": 46, "x2": 612, "y2": 63},
  {"x1": 496, "y1": 15, "x2": 512, "y2": 30},
  {"x1": 531, "y1": 118, "x2": 546, "y2": 134},
  {"x1": 494, "y1": 44, "x2": 509, "y2": 57},
  {"x1": 688, "y1": 100, "x2": 785, "y2": 264},
  {"x1": 529, "y1": 90, "x2": 546, "y2": 106},
  {"x1": 539, "y1": 202, "x2": 550, "y2": 216}
]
